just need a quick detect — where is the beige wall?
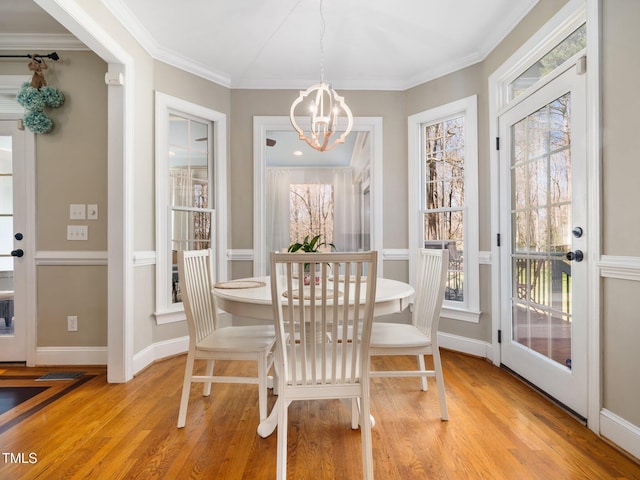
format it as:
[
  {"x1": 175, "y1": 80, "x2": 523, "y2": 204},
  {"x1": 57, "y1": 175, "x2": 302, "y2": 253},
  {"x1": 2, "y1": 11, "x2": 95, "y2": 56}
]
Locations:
[
  {"x1": 601, "y1": 0, "x2": 640, "y2": 426},
  {"x1": 1, "y1": 50, "x2": 109, "y2": 349},
  {"x1": 228, "y1": 89, "x2": 407, "y2": 270}
]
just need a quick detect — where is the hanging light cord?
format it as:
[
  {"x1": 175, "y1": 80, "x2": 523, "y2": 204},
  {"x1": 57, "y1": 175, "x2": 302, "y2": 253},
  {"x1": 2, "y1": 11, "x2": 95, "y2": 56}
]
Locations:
[{"x1": 319, "y1": 0, "x2": 326, "y2": 83}]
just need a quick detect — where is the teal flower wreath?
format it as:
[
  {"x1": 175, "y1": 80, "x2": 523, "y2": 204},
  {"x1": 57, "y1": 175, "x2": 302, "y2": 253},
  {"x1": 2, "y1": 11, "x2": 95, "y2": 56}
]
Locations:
[{"x1": 16, "y1": 57, "x2": 65, "y2": 134}]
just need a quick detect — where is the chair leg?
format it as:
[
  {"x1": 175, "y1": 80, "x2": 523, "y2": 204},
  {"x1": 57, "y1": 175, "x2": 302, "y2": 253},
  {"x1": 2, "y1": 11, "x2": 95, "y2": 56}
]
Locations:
[
  {"x1": 177, "y1": 350, "x2": 196, "y2": 428},
  {"x1": 276, "y1": 397, "x2": 289, "y2": 480},
  {"x1": 359, "y1": 391, "x2": 374, "y2": 480},
  {"x1": 258, "y1": 352, "x2": 268, "y2": 422},
  {"x1": 432, "y1": 347, "x2": 448, "y2": 421},
  {"x1": 351, "y1": 398, "x2": 359, "y2": 429},
  {"x1": 203, "y1": 359, "x2": 214, "y2": 396},
  {"x1": 417, "y1": 354, "x2": 428, "y2": 391}
]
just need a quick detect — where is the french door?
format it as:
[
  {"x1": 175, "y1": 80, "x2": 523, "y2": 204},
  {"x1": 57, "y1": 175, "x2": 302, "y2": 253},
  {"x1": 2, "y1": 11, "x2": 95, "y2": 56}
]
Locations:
[
  {"x1": 499, "y1": 65, "x2": 587, "y2": 418},
  {"x1": 0, "y1": 120, "x2": 32, "y2": 362}
]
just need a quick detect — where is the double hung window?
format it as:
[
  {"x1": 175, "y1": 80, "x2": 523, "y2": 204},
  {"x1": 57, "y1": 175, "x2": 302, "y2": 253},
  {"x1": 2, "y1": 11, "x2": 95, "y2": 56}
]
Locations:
[
  {"x1": 409, "y1": 95, "x2": 479, "y2": 321},
  {"x1": 155, "y1": 93, "x2": 227, "y2": 323}
]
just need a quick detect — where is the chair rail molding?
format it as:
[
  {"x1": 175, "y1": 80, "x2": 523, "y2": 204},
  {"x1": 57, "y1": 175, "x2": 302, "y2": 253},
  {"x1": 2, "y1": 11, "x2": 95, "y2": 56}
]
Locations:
[
  {"x1": 35, "y1": 250, "x2": 108, "y2": 266},
  {"x1": 599, "y1": 255, "x2": 640, "y2": 282}
]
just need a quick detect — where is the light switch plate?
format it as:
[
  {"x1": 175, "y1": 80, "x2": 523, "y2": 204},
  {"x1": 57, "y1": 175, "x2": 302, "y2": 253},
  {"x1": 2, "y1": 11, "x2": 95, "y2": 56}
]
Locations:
[
  {"x1": 67, "y1": 225, "x2": 88, "y2": 240},
  {"x1": 70, "y1": 204, "x2": 86, "y2": 220}
]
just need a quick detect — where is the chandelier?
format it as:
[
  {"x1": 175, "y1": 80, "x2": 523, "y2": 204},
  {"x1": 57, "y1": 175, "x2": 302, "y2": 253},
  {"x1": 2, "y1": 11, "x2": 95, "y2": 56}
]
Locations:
[{"x1": 289, "y1": 0, "x2": 353, "y2": 152}]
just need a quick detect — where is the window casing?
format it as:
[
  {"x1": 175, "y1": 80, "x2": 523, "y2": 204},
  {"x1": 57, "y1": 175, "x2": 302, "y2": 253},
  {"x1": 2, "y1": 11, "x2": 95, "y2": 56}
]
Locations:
[
  {"x1": 408, "y1": 95, "x2": 480, "y2": 322},
  {"x1": 155, "y1": 92, "x2": 227, "y2": 324}
]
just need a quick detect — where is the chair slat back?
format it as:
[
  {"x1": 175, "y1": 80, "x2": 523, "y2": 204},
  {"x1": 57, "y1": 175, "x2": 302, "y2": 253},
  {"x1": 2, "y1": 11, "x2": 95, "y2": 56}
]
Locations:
[
  {"x1": 270, "y1": 251, "x2": 378, "y2": 388},
  {"x1": 413, "y1": 248, "x2": 449, "y2": 339},
  {"x1": 178, "y1": 249, "x2": 217, "y2": 343}
]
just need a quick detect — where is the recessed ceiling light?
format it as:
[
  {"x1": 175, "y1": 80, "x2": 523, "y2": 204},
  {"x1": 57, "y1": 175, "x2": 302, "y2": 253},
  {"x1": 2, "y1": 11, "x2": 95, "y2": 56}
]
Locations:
[{"x1": 293, "y1": 150, "x2": 303, "y2": 156}]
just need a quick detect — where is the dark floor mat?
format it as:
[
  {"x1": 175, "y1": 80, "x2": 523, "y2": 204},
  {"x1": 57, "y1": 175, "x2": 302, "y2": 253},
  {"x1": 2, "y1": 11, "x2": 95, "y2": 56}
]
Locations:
[{"x1": 0, "y1": 386, "x2": 49, "y2": 415}]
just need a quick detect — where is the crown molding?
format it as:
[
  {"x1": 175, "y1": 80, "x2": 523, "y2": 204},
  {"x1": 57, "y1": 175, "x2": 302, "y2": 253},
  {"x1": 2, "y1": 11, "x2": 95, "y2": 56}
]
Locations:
[{"x1": 0, "y1": 33, "x2": 88, "y2": 51}]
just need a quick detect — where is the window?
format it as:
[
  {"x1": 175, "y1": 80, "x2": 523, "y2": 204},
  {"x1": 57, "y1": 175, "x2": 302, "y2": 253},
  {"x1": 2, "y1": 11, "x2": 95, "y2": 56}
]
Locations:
[
  {"x1": 408, "y1": 95, "x2": 480, "y2": 322},
  {"x1": 509, "y1": 23, "x2": 586, "y2": 100},
  {"x1": 289, "y1": 183, "x2": 334, "y2": 246},
  {"x1": 155, "y1": 93, "x2": 227, "y2": 324},
  {"x1": 168, "y1": 113, "x2": 213, "y2": 304}
]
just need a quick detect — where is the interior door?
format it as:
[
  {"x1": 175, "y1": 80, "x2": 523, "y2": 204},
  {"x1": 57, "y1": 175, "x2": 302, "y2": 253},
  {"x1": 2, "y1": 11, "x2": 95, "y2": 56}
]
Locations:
[
  {"x1": 499, "y1": 65, "x2": 587, "y2": 418},
  {"x1": 0, "y1": 120, "x2": 29, "y2": 361}
]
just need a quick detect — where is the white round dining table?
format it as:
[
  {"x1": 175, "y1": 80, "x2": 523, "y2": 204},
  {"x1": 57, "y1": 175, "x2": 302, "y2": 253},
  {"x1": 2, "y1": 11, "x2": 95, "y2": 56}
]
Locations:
[
  {"x1": 213, "y1": 276, "x2": 414, "y2": 438},
  {"x1": 212, "y1": 276, "x2": 414, "y2": 320}
]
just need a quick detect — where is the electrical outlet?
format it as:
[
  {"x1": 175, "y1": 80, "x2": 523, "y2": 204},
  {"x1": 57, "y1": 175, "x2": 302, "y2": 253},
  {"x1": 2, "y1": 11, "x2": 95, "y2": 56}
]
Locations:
[{"x1": 67, "y1": 315, "x2": 78, "y2": 332}]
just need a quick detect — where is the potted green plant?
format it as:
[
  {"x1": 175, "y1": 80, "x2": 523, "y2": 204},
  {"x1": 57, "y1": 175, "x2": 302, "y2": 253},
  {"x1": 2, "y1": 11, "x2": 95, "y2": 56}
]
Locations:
[
  {"x1": 287, "y1": 234, "x2": 336, "y2": 285},
  {"x1": 287, "y1": 234, "x2": 335, "y2": 253}
]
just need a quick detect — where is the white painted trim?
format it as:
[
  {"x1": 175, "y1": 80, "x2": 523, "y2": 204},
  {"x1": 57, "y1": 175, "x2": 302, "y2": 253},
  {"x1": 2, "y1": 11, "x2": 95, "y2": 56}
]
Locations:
[
  {"x1": 600, "y1": 409, "x2": 640, "y2": 461},
  {"x1": 382, "y1": 249, "x2": 409, "y2": 261},
  {"x1": 132, "y1": 250, "x2": 156, "y2": 266},
  {"x1": 155, "y1": 309, "x2": 186, "y2": 326},
  {"x1": 132, "y1": 336, "x2": 189, "y2": 375},
  {"x1": 599, "y1": 256, "x2": 640, "y2": 282},
  {"x1": 35, "y1": 0, "x2": 137, "y2": 383},
  {"x1": 253, "y1": 116, "x2": 384, "y2": 276},
  {"x1": 0, "y1": 33, "x2": 86, "y2": 51},
  {"x1": 585, "y1": 0, "x2": 602, "y2": 433},
  {"x1": 227, "y1": 249, "x2": 254, "y2": 261},
  {"x1": 441, "y1": 308, "x2": 481, "y2": 324},
  {"x1": 438, "y1": 332, "x2": 492, "y2": 359},
  {"x1": 35, "y1": 346, "x2": 108, "y2": 365},
  {"x1": 0, "y1": 118, "x2": 35, "y2": 364},
  {"x1": 478, "y1": 251, "x2": 492, "y2": 264},
  {"x1": 35, "y1": 251, "x2": 108, "y2": 266}
]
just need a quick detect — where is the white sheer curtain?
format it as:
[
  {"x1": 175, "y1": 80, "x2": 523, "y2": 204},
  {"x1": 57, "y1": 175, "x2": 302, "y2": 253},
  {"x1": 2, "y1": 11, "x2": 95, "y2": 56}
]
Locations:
[
  {"x1": 170, "y1": 169, "x2": 192, "y2": 251},
  {"x1": 332, "y1": 168, "x2": 358, "y2": 252},
  {"x1": 266, "y1": 168, "x2": 292, "y2": 254}
]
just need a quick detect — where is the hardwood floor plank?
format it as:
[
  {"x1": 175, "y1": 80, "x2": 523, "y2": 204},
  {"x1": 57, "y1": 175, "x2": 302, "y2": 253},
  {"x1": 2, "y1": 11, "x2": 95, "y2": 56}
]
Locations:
[{"x1": 0, "y1": 352, "x2": 639, "y2": 479}]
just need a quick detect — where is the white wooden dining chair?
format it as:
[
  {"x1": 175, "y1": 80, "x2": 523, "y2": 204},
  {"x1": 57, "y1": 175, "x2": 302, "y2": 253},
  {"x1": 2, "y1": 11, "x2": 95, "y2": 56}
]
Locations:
[
  {"x1": 269, "y1": 251, "x2": 378, "y2": 480},
  {"x1": 176, "y1": 249, "x2": 276, "y2": 428},
  {"x1": 369, "y1": 248, "x2": 450, "y2": 420}
]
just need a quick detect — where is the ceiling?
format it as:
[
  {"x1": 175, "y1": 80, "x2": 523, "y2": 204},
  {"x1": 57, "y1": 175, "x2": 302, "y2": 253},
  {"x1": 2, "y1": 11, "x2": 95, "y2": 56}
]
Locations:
[
  {"x1": 0, "y1": 0, "x2": 539, "y2": 91},
  {"x1": 0, "y1": 0, "x2": 539, "y2": 165}
]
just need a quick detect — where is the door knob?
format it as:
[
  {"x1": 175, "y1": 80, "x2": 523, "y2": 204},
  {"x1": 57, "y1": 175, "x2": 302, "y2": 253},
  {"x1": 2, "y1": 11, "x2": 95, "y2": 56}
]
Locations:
[
  {"x1": 11, "y1": 249, "x2": 24, "y2": 258},
  {"x1": 566, "y1": 250, "x2": 583, "y2": 262},
  {"x1": 572, "y1": 227, "x2": 583, "y2": 238},
  {"x1": 15, "y1": 232, "x2": 23, "y2": 240}
]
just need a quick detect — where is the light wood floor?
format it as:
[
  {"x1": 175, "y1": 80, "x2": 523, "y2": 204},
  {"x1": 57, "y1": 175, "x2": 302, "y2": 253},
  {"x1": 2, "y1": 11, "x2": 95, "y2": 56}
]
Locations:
[{"x1": 1, "y1": 350, "x2": 639, "y2": 479}]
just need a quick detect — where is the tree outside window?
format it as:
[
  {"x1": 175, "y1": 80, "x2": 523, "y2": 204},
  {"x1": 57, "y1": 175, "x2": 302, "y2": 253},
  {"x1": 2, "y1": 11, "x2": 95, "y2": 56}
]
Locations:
[
  {"x1": 423, "y1": 116, "x2": 465, "y2": 302},
  {"x1": 289, "y1": 183, "x2": 333, "y2": 247}
]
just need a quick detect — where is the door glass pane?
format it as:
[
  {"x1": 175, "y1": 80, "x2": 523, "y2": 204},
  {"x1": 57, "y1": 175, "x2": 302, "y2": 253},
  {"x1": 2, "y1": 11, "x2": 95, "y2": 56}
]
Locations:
[
  {"x1": 0, "y1": 135, "x2": 14, "y2": 335},
  {"x1": 510, "y1": 92, "x2": 573, "y2": 369}
]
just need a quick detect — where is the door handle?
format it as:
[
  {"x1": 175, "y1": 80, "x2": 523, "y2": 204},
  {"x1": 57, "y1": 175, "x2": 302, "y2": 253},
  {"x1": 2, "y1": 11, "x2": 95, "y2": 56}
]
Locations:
[
  {"x1": 566, "y1": 250, "x2": 583, "y2": 262},
  {"x1": 11, "y1": 249, "x2": 24, "y2": 258}
]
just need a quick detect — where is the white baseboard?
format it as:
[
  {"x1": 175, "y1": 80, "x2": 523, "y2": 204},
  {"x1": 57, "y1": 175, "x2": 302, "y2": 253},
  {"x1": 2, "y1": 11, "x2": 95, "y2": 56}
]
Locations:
[
  {"x1": 132, "y1": 336, "x2": 189, "y2": 375},
  {"x1": 438, "y1": 332, "x2": 492, "y2": 359},
  {"x1": 600, "y1": 409, "x2": 640, "y2": 461},
  {"x1": 35, "y1": 346, "x2": 108, "y2": 365}
]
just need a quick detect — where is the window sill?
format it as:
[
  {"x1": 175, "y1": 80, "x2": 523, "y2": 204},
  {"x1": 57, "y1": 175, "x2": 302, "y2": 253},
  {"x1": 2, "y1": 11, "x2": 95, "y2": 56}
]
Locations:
[
  {"x1": 441, "y1": 305, "x2": 481, "y2": 323},
  {"x1": 154, "y1": 309, "x2": 186, "y2": 325}
]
